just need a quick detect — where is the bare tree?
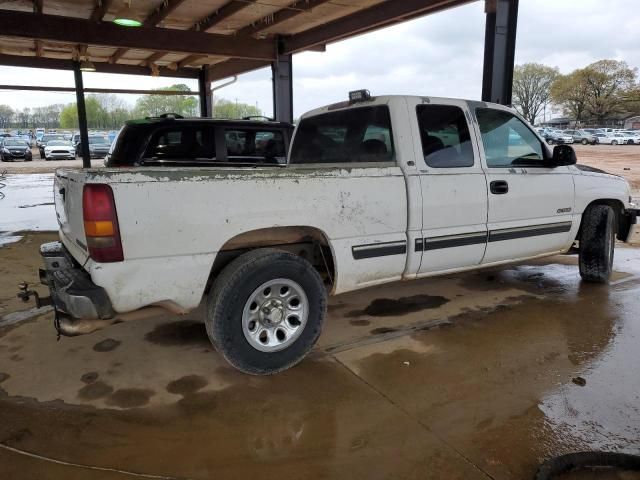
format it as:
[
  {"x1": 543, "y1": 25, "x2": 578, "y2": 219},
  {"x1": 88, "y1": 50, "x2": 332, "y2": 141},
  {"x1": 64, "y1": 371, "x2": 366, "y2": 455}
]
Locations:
[{"x1": 512, "y1": 63, "x2": 559, "y2": 124}]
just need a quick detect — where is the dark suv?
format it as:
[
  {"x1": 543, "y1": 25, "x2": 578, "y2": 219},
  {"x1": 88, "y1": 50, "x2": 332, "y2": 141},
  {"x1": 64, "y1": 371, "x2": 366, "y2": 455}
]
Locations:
[{"x1": 105, "y1": 116, "x2": 294, "y2": 167}]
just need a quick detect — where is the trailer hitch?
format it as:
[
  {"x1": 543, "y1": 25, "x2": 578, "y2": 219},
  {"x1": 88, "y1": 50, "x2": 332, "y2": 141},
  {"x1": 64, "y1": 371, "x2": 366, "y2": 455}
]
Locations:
[{"x1": 16, "y1": 282, "x2": 52, "y2": 309}]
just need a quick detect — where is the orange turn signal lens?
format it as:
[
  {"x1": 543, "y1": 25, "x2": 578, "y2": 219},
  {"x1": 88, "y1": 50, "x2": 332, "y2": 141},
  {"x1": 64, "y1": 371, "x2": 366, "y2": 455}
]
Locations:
[{"x1": 84, "y1": 220, "x2": 115, "y2": 237}]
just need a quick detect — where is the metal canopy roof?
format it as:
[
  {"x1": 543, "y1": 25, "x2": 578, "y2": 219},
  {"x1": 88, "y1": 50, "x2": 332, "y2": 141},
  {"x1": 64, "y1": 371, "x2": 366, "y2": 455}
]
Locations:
[{"x1": 0, "y1": 0, "x2": 475, "y2": 80}]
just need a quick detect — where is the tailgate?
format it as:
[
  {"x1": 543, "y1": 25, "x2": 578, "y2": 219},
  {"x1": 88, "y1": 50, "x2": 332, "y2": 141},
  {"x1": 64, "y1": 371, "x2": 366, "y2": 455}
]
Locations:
[{"x1": 54, "y1": 170, "x2": 89, "y2": 264}]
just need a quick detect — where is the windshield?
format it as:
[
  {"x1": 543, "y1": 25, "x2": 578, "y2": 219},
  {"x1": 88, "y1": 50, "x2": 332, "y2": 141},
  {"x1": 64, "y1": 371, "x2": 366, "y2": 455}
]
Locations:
[
  {"x1": 4, "y1": 138, "x2": 27, "y2": 147},
  {"x1": 48, "y1": 140, "x2": 69, "y2": 146},
  {"x1": 43, "y1": 135, "x2": 65, "y2": 142},
  {"x1": 3, "y1": 139, "x2": 27, "y2": 147},
  {"x1": 89, "y1": 136, "x2": 110, "y2": 145}
]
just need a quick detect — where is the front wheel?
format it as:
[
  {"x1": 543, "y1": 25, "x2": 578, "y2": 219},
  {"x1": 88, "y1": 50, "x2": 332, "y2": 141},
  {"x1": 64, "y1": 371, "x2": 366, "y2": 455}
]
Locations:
[
  {"x1": 579, "y1": 205, "x2": 615, "y2": 283},
  {"x1": 611, "y1": 140, "x2": 618, "y2": 145},
  {"x1": 206, "y1": 248, "x2": 327, "y2": 375},
  {"x1": 581, "y1": 139, "x2": 588, "y2": 145}
]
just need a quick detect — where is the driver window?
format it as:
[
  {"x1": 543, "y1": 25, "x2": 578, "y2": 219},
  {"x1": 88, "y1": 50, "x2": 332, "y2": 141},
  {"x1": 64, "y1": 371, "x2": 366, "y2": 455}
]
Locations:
[{"x1": 476, "y1": 108, "x2": 545, "y2": 168}]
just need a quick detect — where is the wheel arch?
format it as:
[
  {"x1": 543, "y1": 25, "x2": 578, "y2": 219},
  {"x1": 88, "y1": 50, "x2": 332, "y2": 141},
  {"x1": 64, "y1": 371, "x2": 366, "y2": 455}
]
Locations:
[
  {"x1": 576, "y1": 198, "x2": 628, "y2": 241},
  {"x1": 206, "y1": 226, "x2": 337, "y2": 293}
]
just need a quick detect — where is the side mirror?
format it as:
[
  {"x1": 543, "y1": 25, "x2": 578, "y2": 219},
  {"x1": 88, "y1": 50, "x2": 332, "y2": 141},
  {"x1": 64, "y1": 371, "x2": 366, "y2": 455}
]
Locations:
[{"x1": 551, "y1": 144, "x2": 577, "y2": 167}]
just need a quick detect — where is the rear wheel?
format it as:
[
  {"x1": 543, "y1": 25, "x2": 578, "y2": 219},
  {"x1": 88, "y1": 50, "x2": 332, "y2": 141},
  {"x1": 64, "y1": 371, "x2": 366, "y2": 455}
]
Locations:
[
  {"x1": 206, "y1": 248, "x2": 327, "y2": 375},
  {"x1": 611, "y1": 140, "x2": 618, "y2": 146},
  {"x1": 579, "y1": 205, "x2": 615, "y2": 283}
]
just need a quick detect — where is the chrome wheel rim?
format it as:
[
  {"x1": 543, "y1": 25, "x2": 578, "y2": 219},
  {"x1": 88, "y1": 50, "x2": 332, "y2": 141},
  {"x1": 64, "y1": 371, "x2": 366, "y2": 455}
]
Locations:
[{"x1": 242, "y1": 278, "x2": 309, "y2": 352}]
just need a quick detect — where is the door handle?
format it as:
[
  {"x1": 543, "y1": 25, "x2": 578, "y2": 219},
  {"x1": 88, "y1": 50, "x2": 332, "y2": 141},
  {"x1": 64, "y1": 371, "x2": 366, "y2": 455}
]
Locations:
[{"x1": 490, "y1": 180, "x2": 509, "y2": 195}]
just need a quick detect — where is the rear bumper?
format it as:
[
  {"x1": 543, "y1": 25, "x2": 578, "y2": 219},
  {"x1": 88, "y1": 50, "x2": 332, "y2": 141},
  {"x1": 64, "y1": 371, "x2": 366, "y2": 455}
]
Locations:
[{"x1": 40, "y1": 241, "x2": 114, "y2": 321}]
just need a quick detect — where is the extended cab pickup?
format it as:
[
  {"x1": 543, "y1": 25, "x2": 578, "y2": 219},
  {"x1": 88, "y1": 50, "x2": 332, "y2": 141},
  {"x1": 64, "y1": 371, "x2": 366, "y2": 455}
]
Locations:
[{"x1": 37, "y1": 92, "x2": 638, "y2": 374}]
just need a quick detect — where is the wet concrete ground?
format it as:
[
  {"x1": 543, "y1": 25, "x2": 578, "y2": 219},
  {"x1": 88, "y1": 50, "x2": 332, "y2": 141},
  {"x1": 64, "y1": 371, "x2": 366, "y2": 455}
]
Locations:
[
  {"x1": 1, "y1": 234, "x2": 640, "y2": 479},
  {"x1": 0, "y1": 174, "x2": 57, "y2": 246}
]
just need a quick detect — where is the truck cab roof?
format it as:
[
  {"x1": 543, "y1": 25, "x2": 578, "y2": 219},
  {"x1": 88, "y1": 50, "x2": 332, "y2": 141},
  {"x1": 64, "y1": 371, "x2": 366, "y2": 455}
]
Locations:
[{"x1": 301, "y1": 94, "x2": 515, "y2": 120}]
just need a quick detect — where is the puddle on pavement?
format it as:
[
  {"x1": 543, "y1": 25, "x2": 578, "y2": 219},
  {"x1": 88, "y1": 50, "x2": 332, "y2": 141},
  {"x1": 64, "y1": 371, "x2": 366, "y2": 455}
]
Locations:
[
  {"x1": 0, "y1": 358, "x2": 463, "y2": 480},
  {"x1": 144, "y1": 320, "x2": 210, "y2": 348},
  {"x1": 337, "y1": 261, "x2": 640, "y2": 479},
  {"x1": 0, "y1": 174, "x2": 57, "y2": 246},
  {"x1": 166, "y1": 375, "x2": 209, "y2": 396},
  {"x1": 92, "y1": 338, "x2": 121, "y2": 352},
  {"x1": 346, "y1": 294, "x2": 450, "y2": 317}
]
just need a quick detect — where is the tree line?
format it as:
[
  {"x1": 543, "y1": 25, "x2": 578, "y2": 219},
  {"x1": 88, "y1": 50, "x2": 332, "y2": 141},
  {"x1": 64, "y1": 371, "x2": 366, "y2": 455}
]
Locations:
[
  {"x1": 0, "y1": 83, "x2": 262, "y2": 130},
  {"x1": 512, "y1": 59, "x2": 640, "y2": 125}
]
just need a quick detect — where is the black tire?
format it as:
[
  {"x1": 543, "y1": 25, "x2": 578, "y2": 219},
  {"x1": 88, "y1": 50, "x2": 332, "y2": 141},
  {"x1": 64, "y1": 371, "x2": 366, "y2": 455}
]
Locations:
[
  {"x1": 206, "y1": 248, "x2": 327, "y2": 375},
  {"x1": 581, "y1": 139, "x2": 588, "y2": 145},
  {"x1": 611, "y1": 140, "x2": 618, "y2": 146},
  {"x1": 579, "y1": 204, "x2": 615, "y2": 283}
]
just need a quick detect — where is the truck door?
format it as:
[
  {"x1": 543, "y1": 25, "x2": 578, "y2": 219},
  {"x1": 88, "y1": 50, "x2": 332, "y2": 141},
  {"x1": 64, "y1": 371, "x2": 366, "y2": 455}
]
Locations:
[
  {"x1": 406, "y1": 99, "x2": 489, "y2": 275},
  {"x1": 473, "y1": 107, "x2": 575, "y2": 264}
]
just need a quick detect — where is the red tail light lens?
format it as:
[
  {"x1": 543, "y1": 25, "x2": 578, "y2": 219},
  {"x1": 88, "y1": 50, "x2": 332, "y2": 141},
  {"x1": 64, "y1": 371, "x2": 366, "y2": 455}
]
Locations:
[{"x1": 82, "y1": 184, "x2": 123, "y2": 262}]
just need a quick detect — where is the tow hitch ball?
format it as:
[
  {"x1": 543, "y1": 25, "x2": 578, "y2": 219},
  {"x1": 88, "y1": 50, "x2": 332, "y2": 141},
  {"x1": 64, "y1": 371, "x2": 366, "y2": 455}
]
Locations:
[{"x1": 16, "y1": 282, "x2": 52, "y2": 309}]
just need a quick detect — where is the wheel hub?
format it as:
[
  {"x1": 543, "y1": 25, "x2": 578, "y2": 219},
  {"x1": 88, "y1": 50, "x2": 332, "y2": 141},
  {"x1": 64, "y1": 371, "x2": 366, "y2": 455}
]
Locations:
[
  {"x1": 259, "y1": 299, "x2": 285, "y2": 325},
  {"x1": 242, "y1": 278, "x2": 309, "y2": 353}
]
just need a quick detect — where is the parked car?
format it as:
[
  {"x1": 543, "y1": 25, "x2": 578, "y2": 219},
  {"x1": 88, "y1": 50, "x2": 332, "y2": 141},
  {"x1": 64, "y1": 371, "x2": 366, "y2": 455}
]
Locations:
[
  {"x1": 75, "y1": 135, "x2": 112, "y2": 159},
  {"x1": 609, "y1": 132, "x2": 635, "y2": 145},
  {"x1": 620, "y1": 131, "x2": 640, "y2": 144},
  {"x1": 104, "y1": 116, "x2": 294, "y2": 167},
  {"x1": 562, "y1": 129, "x2": 597, "y2": 145},
  {"x1": 544, "y1": 129, "x2": 574, "y2": 145},
  {"x1": 34, "y1": 92, "x2": 638, "y2": 375},
  {"x1": 593, "y1": 133, "x2": 617, "y2": 145},
  {"x1": 44, "y1": 140, "x2": 76, "y2": 160},
  {"x1": 0, "y1": 137, "x2": 32, "y2": 161},
  {"x1": 38, "y1": 133, "x2": 67, "y2": 158}
]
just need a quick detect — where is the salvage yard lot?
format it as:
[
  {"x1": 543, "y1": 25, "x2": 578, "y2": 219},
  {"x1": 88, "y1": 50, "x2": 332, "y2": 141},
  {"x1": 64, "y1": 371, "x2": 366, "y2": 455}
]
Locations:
[{"x1": 2, "y1": 144, "x2": 639, "y2": 195}]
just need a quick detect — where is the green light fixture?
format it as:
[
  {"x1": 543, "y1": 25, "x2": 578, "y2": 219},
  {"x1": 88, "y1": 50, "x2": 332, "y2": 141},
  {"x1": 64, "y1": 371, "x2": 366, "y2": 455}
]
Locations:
[{"x1": 113, "y1": 0, "x2": 143, "y2": 27}]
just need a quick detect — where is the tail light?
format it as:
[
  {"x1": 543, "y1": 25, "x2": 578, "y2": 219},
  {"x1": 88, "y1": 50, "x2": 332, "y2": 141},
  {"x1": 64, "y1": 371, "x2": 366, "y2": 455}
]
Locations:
[{"x1": 82, "y1": 184, "x2": 123, "y2": 262}]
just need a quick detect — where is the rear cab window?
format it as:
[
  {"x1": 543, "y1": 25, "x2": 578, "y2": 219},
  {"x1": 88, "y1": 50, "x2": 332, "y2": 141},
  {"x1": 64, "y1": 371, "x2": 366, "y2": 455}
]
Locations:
[
  {"x1": 290, "y1": 105, "x2": 394, "y2": 164},
  {"x1": 416, "y1": 104, "x2": 474, "y2": 168}
]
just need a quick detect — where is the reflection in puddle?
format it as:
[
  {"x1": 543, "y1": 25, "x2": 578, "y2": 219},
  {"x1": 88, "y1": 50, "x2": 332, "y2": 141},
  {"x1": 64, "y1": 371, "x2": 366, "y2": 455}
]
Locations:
[
  {"x1": 0, "y1": 174, "x2": 56, "y2": 246},
  {"x1": 539, "y1": 290, "x2": 640, "y2": 452}
]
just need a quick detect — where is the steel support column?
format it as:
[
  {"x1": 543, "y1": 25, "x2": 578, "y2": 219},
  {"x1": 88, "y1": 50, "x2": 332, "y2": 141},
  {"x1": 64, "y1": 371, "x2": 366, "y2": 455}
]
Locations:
[
  {"x1": 73, "y1": 62, "x2": 91, "y2": 168},
  {"x1": 272, "y1": 39, "x2": 293, "y2": 123},
  {"x1": 198, "y1": 67, "x2": 212, "y2": 117},
  {"x1": 481, "y1": 0, "x2": 519, "y2": 105}
]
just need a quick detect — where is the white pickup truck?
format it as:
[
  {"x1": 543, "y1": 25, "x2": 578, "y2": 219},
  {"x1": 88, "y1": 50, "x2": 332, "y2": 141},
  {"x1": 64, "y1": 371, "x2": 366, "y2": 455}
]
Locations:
[{"x1": 35, "y1": 91, "x2": 638, "y2": 374}]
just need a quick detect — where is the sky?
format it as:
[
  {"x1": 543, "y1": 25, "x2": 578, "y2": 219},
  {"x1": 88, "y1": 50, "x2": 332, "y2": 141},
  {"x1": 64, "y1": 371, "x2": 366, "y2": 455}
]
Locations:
[{"x1": 0, "y1": 0, "x2": 638, "y2": 119}]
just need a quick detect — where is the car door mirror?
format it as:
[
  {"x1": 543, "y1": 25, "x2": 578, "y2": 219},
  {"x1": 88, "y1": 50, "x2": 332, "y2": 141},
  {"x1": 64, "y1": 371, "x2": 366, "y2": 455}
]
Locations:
[{"x1": 551, "y1": 144, "x2": 577, "y2": 167}]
